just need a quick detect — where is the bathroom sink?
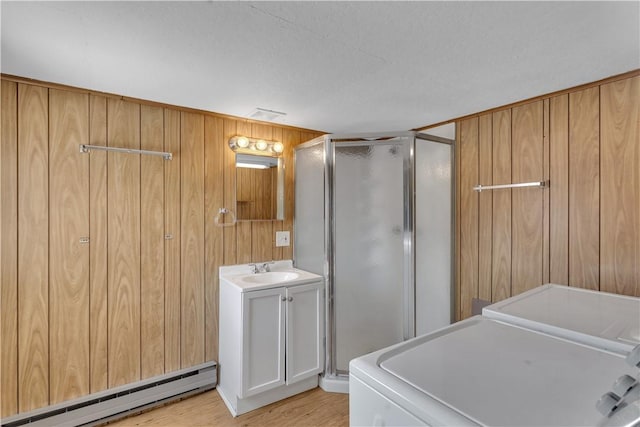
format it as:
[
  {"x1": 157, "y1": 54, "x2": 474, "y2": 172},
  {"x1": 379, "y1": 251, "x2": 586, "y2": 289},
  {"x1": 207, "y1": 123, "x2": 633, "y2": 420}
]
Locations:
[
  {"x1": 219, "y1": 261, "x2": 322, "y2": 291},
  {"x1": 240, "y1": 271, "x2": 300, "y2": 284}
]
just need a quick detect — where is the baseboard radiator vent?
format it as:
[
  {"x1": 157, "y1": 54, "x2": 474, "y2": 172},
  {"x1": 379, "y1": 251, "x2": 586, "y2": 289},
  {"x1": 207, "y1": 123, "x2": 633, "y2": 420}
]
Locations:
[{"x1": 1, "y1": 361, "x2": 216, "y2": 427}]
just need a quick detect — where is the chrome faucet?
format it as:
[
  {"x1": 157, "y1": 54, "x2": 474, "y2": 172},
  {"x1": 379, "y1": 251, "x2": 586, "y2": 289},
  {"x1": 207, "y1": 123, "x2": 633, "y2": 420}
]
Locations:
[
  {"x1": 260, "y1": 262, "x2": 271, "y2": 273},
  {"x1": 248, "y1": 261, "x2": 274, "y2": 274}
]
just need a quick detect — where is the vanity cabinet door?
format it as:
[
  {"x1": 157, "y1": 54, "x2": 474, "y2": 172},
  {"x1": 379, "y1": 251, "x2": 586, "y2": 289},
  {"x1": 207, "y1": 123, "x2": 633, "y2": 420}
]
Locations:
[
  {"x1": 286, "y1": 281, "x2": 323, "y2": 385},
  {"x1": 241, "y1": 287, "x2": 286, "y2": 397}
]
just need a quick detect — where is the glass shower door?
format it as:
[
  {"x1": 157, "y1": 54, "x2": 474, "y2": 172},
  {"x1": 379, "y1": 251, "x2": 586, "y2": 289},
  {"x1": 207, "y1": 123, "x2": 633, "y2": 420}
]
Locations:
[{"x1": 332, "y1": 140, "x2": 411, "y2": 374}]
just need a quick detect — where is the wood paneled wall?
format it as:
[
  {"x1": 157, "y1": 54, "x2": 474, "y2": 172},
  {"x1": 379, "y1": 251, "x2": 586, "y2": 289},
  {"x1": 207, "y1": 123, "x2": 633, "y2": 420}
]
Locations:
[
  {"x1": 0, "y1": 77, "x2": 322, "y2": 417},
  {"x1": 455, "y1": 73, "x2": 640, "y2": 320}
]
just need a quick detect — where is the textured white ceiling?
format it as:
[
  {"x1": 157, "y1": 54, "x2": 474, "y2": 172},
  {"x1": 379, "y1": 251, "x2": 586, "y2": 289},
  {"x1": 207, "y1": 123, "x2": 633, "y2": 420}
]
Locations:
[{"x1": 2, "y1": 1, "x2": 638, "y2": 133}]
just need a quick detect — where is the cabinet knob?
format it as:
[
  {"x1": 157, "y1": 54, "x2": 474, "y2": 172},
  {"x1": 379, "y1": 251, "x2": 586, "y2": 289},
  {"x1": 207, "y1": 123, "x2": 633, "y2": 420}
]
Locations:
[
  {"x1": 288, "y1": 296, "x2": 293, "y2": 302},
  {"x1": 281, "y1": 297, "x2": 287, "y2": 302}
]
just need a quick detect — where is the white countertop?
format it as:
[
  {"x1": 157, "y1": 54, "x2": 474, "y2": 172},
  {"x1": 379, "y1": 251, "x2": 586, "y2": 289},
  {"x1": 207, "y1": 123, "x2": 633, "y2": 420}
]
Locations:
[{"x1": 219, "y1": 260, "x2": 323, "y2": 292}]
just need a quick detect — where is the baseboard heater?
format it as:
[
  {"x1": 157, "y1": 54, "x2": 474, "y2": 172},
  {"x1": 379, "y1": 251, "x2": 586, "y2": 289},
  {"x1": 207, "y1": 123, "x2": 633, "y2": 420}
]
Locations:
[{"x1": 1, "y1": 361, "x2": 216, "y2": 427}]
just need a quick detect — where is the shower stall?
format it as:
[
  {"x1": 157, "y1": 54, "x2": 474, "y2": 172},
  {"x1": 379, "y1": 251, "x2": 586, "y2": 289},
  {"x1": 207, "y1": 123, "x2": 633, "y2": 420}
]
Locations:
[{"x1": 294, "y1": 131, "x2": 454, "y2": 391}]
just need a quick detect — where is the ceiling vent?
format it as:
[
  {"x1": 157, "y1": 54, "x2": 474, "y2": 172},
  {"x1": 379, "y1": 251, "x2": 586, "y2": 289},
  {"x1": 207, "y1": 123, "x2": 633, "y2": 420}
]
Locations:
[{"x1": 247, "y1": 108, "x2": 286, "y2": 122}]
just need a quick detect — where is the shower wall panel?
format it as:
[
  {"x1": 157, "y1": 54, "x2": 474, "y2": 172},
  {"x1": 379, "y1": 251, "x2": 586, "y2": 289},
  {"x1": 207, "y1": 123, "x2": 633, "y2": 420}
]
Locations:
[
  {"x1": 294, "y1": 140, "x2": 326, "y2": 276},
  {"x1": 415, "y1": 139, "x2": 453, "y2": 335}
]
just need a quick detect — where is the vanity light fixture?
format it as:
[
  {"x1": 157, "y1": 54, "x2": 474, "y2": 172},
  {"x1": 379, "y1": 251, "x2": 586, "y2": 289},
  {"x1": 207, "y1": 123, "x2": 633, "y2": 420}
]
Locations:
[
  {"x1": 255, "y1": 139, "x2": 268, "y2": 151},
  {"x1": 228, "y1": 135, "x2": 284, "y2": 156},
  {"x1": 236, "y1": 136, "x2": 250, "y2": 148}
]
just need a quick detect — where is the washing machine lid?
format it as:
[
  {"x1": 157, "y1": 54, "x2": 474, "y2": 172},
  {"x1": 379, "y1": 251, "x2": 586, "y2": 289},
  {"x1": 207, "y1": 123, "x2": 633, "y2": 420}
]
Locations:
[
  {"x1": 482, "y1": 284, "x2": 640, "y2": 354},
  {"x1": 376, "y1": 317, "x2": 636, "y2": 426}
]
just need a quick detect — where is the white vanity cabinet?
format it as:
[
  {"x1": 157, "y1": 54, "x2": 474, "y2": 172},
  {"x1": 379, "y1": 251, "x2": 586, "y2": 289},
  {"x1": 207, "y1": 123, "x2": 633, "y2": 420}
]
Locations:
[
  {"x1": 217, "y1": 261, "x2": 323, "y2": 416},
  {"x1": 241, "y1": 281, "x2": 323, "y2": 396}
]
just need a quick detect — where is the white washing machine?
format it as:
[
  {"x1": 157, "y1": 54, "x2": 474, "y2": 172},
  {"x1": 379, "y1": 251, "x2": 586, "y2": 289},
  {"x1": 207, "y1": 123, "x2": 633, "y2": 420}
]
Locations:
[
  {"x1": 482, "y1": 284, "x2": 640, "y2": 355},
  {"x1": 349, "y1": 316, "x2": 639, "y2": 426}
]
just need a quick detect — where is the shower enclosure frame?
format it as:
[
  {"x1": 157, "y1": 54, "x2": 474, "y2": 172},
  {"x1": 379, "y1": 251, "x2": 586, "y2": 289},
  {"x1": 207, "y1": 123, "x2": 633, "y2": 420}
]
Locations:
[{"x1": 294, "y1": 131, "x2": 455, "y2": 385}]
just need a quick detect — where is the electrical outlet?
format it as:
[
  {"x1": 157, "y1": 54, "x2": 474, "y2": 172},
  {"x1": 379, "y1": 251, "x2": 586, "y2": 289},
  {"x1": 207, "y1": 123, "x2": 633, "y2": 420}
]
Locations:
[{"x1": 275, "y1": 231, "x2": 290, "y2": 247}]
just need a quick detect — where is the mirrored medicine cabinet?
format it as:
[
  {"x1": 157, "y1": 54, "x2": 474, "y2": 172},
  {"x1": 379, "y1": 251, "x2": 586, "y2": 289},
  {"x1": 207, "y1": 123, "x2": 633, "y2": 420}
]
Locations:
[{"x1": 229, "y1": 136, "x2": 285, "y2": 221}]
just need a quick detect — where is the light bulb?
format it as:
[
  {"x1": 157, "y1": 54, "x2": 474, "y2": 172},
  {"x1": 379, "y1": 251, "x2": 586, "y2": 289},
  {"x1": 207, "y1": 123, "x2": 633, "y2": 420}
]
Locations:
[
  {"x1": 255, "y1": 140, "x2": 268, "y2": 151},
  {"x1": 236, "y1": 136, "x2": 249, "y2": 148},
  {"x1": 272, "y1": 142, "x2": 284, "y2": 153}
]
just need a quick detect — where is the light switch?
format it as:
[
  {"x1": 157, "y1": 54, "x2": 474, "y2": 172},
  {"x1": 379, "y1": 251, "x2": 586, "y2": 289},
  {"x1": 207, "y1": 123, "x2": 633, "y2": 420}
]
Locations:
[{"x1": 275, "y1": 231, "x2": 290, "y2": 247}]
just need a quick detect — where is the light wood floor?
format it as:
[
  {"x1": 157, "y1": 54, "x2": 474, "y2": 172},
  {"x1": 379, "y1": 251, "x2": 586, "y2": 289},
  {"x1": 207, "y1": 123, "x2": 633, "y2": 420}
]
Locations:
[{"x1": 106, "y1": 387, "x2": 349, "y2": 427}]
